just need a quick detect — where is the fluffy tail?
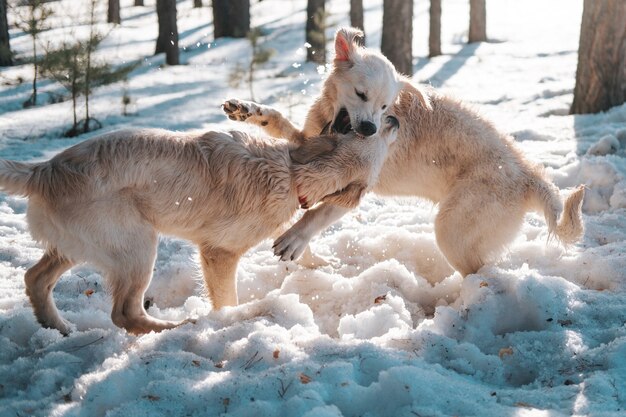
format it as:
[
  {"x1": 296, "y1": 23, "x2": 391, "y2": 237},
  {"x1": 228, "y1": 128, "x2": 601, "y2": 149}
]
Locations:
[
  {"x1": 0, "y1": 159, "x2": 36, "y2": 196},
  {"x1": 532, "y1": 179, "x2": 585, "y2": 245}
]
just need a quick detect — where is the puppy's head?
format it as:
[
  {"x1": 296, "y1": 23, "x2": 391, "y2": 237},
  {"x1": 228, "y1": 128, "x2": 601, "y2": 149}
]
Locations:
[{"x1": 328, "y1": 27, "x2": 402, "y2": 137}]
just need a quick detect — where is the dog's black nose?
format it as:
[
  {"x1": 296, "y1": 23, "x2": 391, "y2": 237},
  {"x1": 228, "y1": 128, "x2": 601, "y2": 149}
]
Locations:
[{"x1": 356, "y1": 121, "x2": 377, "y2": 136}]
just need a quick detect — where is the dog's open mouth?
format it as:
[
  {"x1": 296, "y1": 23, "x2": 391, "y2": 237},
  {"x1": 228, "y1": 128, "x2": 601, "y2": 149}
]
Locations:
[{"x1": 331, "y1": 108, "x2": 352, "y2": 134}]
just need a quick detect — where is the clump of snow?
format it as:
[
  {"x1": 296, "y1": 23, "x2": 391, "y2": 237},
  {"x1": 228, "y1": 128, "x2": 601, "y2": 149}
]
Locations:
[
  {"x1": 587, "y1": 134, "x2": 620, "y2": 156},
  {"x1": 1, "y1": 0, "x2": 626, "y2": 416}
]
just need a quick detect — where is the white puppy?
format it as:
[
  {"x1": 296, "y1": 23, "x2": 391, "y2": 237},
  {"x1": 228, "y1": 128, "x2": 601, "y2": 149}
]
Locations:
[{"x1": 225, "y1": 27, "x2": 585, "y2": 276}]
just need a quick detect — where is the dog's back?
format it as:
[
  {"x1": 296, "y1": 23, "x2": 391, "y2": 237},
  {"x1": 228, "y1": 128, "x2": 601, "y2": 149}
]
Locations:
[{"x1": 0, "y1": 128, "x2": 298, "y2": 253}]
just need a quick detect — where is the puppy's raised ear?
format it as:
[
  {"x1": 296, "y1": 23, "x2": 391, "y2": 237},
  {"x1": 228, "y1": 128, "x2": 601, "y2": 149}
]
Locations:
[{"x1": 334, "y1": 27, "x2": 364, "y2": 65}]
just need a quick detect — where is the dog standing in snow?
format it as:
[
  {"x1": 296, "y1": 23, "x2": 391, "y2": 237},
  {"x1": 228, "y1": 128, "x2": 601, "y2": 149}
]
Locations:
[
  {"x1": 0, "y1": 118, "x2": 399, "y2": 334},
  {"x1": 224, "y1": 27, "x2": 585, "y2": 277}
]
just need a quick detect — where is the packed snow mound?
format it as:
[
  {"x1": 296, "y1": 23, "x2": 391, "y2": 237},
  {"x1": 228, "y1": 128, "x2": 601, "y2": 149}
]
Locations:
[{"x1": 1, "y1": 0, "x2": 626, "y2": 416}]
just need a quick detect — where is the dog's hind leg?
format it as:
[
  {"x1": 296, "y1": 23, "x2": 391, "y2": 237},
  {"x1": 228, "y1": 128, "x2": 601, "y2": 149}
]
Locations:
[
  {"x1": 107, "y1": 231, "x2": 191, "y2": 334},
  {"x1": 435, "y1": 183, "x2": 525, "y2": 277},
  {"x1": 199, "y1": 246, "x2": 241, "y2": 310},
  {"x1": 25, "y1": 249, "x2": 75, "y2": 335}
]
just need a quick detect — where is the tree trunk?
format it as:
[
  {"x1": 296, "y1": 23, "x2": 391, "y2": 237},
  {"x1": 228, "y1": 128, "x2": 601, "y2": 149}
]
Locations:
[
  {"x1": 350, "y1": 0, "x2": 364, "y2": 35},
  {"x1": 381, "y1": 0, "x2": 413, "y2": 75},
  {"x1": 212, "y1": 0, "x2": 250, "y2": 39},
  {"x1": 0, "y1": 0, "x2": 11, "y2": 66},
  {"x1": 194, "y1": 0, "x2": 202, "y2": 7},
  {"x1": 468, "y1": 0, "x2": 486, "y2": 43},
  {"x1": 156, "y1": 0, "x2": 179, "y2": 65},
  {"x1": 571, "y1": 0, "x2": 626, "y2": 114},
  {"x1": 134, "y1": 0, "x2": 144, "y2": 6},
  {"x1": 32, "y1": 35, "x2": 37, "y2": 105},
  {"x1": 306, "y1": 0, "x2": 326, "y2": 64},
  {"x1": 108, "y1": 0, "x2": 121, "y2": 24},
  {"x1": 429, "y1": 0, "x2": 441, "y2": 57}
]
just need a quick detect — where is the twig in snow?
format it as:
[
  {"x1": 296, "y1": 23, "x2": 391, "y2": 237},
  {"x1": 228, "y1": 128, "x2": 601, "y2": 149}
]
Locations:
[
  {"x1": 66, "y1": 336, "x2": 105, "y2": 352},
  {"x1": 277, "y1": 377, "x2": 293, "y2": 399},
  {"x1": 240, "y1": 350, "x2": 262, "y2": 370}
]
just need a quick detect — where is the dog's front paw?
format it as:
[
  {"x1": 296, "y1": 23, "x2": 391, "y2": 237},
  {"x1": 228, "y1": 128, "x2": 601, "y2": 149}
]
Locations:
[
  {"x1": 273, "y1": 229, "x2": 311, "y2": 261},
  {"x1": 222, "y1": 99, "x2": 263, "y2": 122}
]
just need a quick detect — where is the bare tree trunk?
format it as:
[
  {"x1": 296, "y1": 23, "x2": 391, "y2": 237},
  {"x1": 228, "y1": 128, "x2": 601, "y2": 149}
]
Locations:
[
  {"x1": 350, "y1": 0, "x2": 364, "y2": 35},
  {"x1": 381, "y1": 0, "x2": 413, "y2": 75},
  {"x1": 0, "y1": 0, "x2": 11, "y2": 66},
  {"x1": 212, "y1": 0, "x2": 250, "y2": 38},
  {"x1": 429, "y1": 0, "x2": 441, "y2": 57},
  {"x1": 306, "y1": 0, "x2": 326, "y2": 64},
  {"x1": 194, "y1": 0, "x2": 202, "y2": 7},
  {"x1": 108, "y1": 0, "x2": 121, "y2": 24},
  {"x1": 155, "y1": 0, "x2": 179, "y2": 65},
  {"x1": 32, "y1": 33, "x2": 37, "y2": 105},
  {"x1": 468, "y1": 0, "x2": 486, "y2": 43},
  {"x1": 571, "y1": 0, "x2": 626, "y2": 114},
  {"x1": 134, "y1": 0, "x2": 144, "y2": 6}
]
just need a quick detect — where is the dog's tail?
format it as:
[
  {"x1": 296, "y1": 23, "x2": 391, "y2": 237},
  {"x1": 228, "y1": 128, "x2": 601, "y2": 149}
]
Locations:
[
  {"x1": 531, "y1": 178, "x2": 585, "y2": 245},
  {"x1": 0, "y1": 159, "x2": 36, "y2": 196}
]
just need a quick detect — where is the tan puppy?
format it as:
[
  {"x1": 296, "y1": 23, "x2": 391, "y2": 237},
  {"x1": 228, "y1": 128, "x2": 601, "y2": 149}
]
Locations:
[
  {"x1": 224, "y1": 27, "x2": 585, "y2": 277},
  {"x1": 0, "y1": 121, "x2": 398, "y2": 334}
]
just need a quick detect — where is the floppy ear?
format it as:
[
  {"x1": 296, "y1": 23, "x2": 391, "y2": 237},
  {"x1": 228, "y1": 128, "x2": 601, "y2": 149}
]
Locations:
[
  {"x1": 399, "y1": 80, "x2": 432, "y2": 111},
  {"x1": 334, "y1": 27, "x2": 364, "y2": 64},
  {"x1": 290, "y1": 136, "x2": 337, "y2": 164}
]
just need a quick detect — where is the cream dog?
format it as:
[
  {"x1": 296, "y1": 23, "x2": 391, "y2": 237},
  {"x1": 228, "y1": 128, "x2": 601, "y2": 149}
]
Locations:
[{"x1": 0, "y1": 119, "x2": 398, "y2": 334}]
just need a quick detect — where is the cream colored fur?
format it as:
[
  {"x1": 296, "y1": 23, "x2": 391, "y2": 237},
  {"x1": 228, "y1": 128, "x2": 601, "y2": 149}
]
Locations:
[
  {"x1": 0, "y1": 124, "x2": 398, "y2": 334},
  {"x1": 226, "y1": 27, "x2": 586, "y2": 277}
]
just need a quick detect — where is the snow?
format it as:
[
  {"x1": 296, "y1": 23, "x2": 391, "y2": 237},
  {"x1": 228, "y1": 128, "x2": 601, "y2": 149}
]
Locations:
[{"x1": 1, "y1": 0, "x2": 625, "y2": 416}]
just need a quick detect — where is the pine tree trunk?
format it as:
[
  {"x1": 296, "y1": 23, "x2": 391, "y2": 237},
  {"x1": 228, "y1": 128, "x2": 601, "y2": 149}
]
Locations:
[
  {"x1": 156, "y1": 0, "x2": 179, "y2": 65},
  {"x1": 468, "y1": 0, "x2": 486, "y2": 43},
  {"x1": 306, "y1": 0, "x2": 326, "y2": 64},
  {"x1": 134, "y1": 0, "x2": 144, "y2": 6},
  {"x1": 0, "y1": 0, "x2": 11, "y2": 66},
  {"x1": 194, "y1": 0, "x2": 202, "y2": 7},
  {"x1": 381, "y1": 0, "x2": 413, "y2": 75},
  {"x1": 108, "y1": 0, "x2": 121, "y2": 24},
  {"x1": 429, "y1": 0, "x2": 441, "y2": 57},
  {"x1": 350, "y1": 0, "x2": 364, "y2": 34},
  {"x1": 571, "y1": 0, "x2": 626, "y2": 114},
  {"x1": 212, "y1": 0, "x2": 250, "y2": 39}
]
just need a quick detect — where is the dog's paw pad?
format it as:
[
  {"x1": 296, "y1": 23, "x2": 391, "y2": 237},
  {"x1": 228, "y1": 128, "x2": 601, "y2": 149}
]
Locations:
[{"x1": 222, "y1": 99, "x2": 263, "y2": 122}]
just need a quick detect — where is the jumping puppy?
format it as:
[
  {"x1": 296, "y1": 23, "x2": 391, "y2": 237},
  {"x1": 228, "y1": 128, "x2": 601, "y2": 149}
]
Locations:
[
  {"x1": 0, "y1": 118, "x2": 399, "y2": 334},
  {"x1": 223, "y1": 27, "x2": 585, "y2": 276}
]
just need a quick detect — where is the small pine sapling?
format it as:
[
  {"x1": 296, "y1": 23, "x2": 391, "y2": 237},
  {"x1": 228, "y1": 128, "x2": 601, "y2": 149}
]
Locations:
[
  {"x1": 40, "y1": 0, "x2": 137, "y2": 136},
  {"x1": 14, "y1": 0, "x2": 53, "y2": 108},
  {"x1": 41, "y1": 42, "x2": 137, "y2": 136}
]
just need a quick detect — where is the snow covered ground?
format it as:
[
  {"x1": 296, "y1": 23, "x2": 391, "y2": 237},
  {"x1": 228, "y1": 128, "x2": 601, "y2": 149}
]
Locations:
[{"x1": 1, "y1": 0, "x2": 625, "y2": 416}]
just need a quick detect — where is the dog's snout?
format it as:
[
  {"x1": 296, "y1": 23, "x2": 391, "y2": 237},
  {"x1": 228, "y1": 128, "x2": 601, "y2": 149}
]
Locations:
[
  {"x1": 385, "y1": 115, "x2": 400, "y2": 130},
  {"x1": 356, "y1": 121, "x2": 377, "y2": 137}
]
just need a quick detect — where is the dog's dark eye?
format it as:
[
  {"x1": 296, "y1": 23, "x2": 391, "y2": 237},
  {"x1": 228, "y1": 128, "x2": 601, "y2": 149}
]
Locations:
[
  {"x1": 355, "y1": 89, "x2": 368, "y2": 102},
  {"x1": 382, "y1": 105, "x2": 387, "y2": 110},
  {"x1": 386, "y1": 115, "x2": 399, "y2": 129}
]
